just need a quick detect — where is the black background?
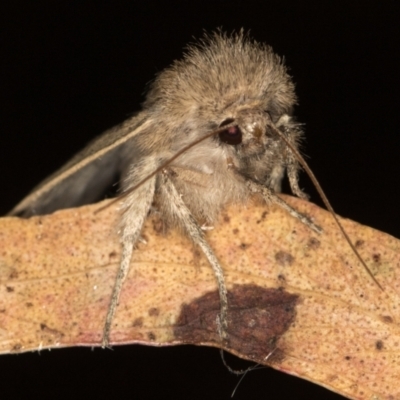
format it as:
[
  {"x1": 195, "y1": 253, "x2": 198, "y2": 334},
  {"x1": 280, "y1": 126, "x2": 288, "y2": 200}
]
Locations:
[{"x1": 1, "y1": 1, "x2": 399, "y2": 399}]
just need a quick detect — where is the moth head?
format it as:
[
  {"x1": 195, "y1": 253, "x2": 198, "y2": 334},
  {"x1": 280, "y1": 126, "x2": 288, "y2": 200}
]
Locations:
[
  {"x1": 215, "y1": 107, "x2": 300, "y2": 163},
  {"x1": 144, "y1": 30, "x2": 297, "y2": 126},
  {"x1": 140, "y1": 31, "x2": 301, "y2": 184}
]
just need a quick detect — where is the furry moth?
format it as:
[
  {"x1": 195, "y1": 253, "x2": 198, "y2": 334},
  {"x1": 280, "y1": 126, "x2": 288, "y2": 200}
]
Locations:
[{"x1": 10, "y1": 31, "x2": 352, "y2": 347}]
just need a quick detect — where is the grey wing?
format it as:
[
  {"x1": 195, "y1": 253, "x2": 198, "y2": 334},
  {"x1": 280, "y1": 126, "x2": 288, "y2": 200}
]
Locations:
[{"x1": 10, "y1": 111, "x2": 152, "y2": 217}]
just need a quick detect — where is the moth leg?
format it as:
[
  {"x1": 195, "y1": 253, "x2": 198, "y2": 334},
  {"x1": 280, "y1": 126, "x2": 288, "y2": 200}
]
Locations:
[
  {"x1": 102, "y1": 159, "x2": 157, "y2": 348},
  {"x1": 286, "y1": 156, "x2": 308, "y2": 200},
  {"x1": 160, "y1": 171, "x2": 229, "y2": 341},
  {"x1": 275, "y1": 115, "x2": 308, "y2": 200},
  {"x1": 246, "y1": 180, "x2": 322, "y2": 234}
]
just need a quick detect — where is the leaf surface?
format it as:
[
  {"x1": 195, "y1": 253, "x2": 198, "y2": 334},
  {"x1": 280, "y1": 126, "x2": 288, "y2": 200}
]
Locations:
[{"x1": 1, "y1": 196, "x2": 399, "y2": 400}]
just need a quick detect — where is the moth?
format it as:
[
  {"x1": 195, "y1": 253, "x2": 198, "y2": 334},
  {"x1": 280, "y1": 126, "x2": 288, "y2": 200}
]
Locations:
[{"x1": 10, "y1": 31, "x2": 357, "y2": 347}]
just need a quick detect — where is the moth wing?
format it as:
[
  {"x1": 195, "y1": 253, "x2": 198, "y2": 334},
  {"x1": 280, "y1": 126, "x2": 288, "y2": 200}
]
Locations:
[{"x1": 10, "y1": 112, "x2": 152, "y2": 217}]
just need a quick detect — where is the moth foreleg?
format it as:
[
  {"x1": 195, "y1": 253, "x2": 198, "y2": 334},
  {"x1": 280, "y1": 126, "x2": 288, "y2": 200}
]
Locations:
[
  {"x1": 286, "y1": 155, "x2": 308, "y2": 200},
  {"x1": 102, "y1": 158, "x2": 157, "y2": 347},
  {"x1": 246, "y1": 180, "x2": 322, "y2": 234},
  {"x1": 160, "y1": 172, "x2": 229, "y2": 341}
]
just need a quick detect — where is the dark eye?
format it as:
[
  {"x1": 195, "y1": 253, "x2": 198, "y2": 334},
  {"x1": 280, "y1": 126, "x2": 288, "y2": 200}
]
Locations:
[{"x1": 218, "y1": 118, "x2": 242, "y2": 145}]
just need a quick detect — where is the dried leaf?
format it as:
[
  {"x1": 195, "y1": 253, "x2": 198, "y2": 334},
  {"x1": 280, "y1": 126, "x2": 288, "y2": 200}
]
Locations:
[{"x1": 0, "y1": 195, "x2": 399, "y2": 400}]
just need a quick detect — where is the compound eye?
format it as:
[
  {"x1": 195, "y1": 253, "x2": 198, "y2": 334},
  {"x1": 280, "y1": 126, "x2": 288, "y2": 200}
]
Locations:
[{"x1": 218, "y1": 118, "x2": 242, "y2": 145}]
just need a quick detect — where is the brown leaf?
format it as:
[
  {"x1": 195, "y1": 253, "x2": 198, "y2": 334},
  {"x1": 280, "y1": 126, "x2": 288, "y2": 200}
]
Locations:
[{"x1": 0, "y1": 195, "x2": 399, "y2": 399}]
